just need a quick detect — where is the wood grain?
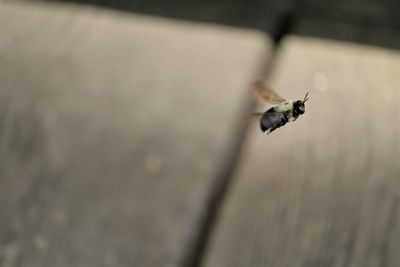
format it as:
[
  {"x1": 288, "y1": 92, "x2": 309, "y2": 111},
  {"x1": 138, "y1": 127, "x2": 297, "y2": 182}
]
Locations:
[
  {"x1": 0, "y1": 2, "x2": 271, "y2": 266},
  {"x1": 204, "y1": 36, "x2": 400, "y2": 267}
]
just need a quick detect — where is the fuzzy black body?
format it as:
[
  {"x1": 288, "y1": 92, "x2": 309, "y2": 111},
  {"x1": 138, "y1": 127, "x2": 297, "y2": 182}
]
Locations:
[
  {"x1": 260, "y1": 100, "x2": 305, "y2": 133},
  {"x1": 260, "y1": 108, "x2": 290, "y2": 133}
]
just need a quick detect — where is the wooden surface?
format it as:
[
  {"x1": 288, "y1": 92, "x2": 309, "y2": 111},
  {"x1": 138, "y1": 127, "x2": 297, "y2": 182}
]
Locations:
[
  {"x1": 42, "y1": 0, "x2": 400, "y2": 49},
  {"x1": 0, "y1": 2, "x2": 271, "y2": 266},
  {"x1": 204, "y1": 37, "x2": 400, "y2": 267},
  {"x1": 2, "y1": 2, "x2": 400, "y2": 267}
]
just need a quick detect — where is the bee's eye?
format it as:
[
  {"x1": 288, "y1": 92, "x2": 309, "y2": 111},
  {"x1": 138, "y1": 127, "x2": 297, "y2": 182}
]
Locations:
[{"x1": 295, "y1": 102, "x2": 305, "y2": 114}]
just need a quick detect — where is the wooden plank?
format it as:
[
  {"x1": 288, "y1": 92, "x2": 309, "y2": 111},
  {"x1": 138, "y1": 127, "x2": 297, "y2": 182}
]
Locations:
[
  {"x1": 39, "y1": 0, "x2": 400, "y2": 50},
  {"x1": 0, "y1": 2, "x2": 272, "y2": 266},
  {"x1": 292, "y1": 17, "x2": 400, "y2": 50},
  {"x1": 43, "y1": 0, "x2": 285, "y2": 35},
  {"x1": 204, "y1": 36, "x2": 400, "y2": 267}
]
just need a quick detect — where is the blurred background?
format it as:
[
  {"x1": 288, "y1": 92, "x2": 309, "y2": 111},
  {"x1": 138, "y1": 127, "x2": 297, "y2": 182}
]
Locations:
[
  {"x1": 45, "y1": 0, "x2": 400, "y2": 48},
  {"x1": 0, "y1": 0, "x2": 399, "y2": 267}
]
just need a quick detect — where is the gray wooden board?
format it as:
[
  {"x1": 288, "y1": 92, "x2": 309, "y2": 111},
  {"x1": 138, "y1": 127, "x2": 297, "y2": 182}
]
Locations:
[
  {"x1": 204, "y1": 36, "x2": 400, "y2": 267},
  {"x1": 0, "y1": 2, "x2": 272, "y2": 266},
  {"x1": 40, "y1": 0, "x2": 400, "y2": 50},
  {"x1": 293, "y1": 17, "x2": 400, "y2": 50}
]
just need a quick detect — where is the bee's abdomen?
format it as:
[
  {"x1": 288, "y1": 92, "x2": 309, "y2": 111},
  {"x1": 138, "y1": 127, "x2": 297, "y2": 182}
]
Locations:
[
  {"x1": 260, "y1": 109, "x2": 286, "y2": 133},
  {"x1": 260, "y1": 120, "x2": 268, "y2": 132}
]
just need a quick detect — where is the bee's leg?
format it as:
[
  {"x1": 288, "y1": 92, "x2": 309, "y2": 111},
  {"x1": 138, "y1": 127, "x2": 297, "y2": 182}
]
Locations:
[
  {"x1": 279, "y1": 117, "x2": 288, "y2": 127},
  {"x1": 268, "y1": 118, "x2": 287, "y2": 134},
  {"x1": 269, "y1": 123, "x2": 281, "y2": 133}
]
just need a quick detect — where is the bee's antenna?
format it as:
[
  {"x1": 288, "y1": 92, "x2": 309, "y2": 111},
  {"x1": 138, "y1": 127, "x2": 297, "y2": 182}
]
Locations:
[{"x1": 303, "y1": 91, "x2": 309, "y2": 103}]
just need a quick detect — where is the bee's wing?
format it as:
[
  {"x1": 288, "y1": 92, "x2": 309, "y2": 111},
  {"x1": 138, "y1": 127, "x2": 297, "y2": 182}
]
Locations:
[
  {"x1": 252, "y1": 112, "x2": 264, "y2": 117},
  {"x1": 252, "y1": 80, "x2": 286, "y2": 104}
]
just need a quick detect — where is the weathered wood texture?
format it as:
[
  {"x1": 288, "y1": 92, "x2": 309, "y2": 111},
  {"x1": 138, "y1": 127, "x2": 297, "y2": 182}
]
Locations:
[
  {"x1": 0, "y1": 2, "x2": 271, "y2": 266},
  {"x1": 204, "y1": 37, "x2": 400, "y2": 267}
]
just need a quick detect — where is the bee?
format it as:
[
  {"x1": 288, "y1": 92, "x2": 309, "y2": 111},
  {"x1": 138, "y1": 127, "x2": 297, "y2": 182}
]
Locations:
[{"x1": 252, "y1": 80, "x2": 309, "y2": 134}]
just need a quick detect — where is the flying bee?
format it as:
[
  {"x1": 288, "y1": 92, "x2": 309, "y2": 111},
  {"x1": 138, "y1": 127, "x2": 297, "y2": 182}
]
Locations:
[{"x1": 252, "y1": 80, "x2": 309, "y2": 134}]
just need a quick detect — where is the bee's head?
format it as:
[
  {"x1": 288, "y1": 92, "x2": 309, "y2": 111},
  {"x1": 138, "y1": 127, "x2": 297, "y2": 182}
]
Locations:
[
  {"x1": 293, "y1": 100, "x2": 305, "y2": 115},
  {"x1": 294, "y1": 91, "x2": 309, "y2": 116}
]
